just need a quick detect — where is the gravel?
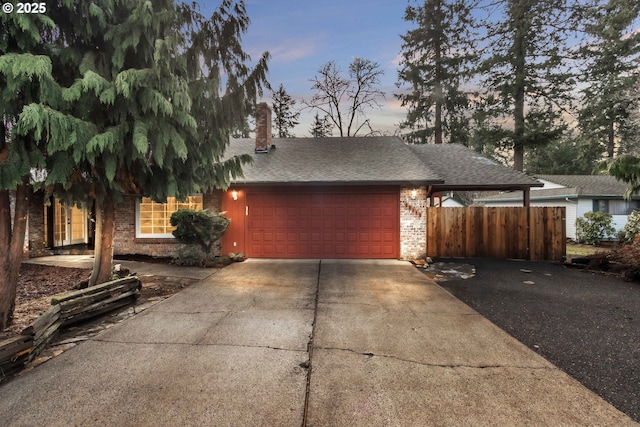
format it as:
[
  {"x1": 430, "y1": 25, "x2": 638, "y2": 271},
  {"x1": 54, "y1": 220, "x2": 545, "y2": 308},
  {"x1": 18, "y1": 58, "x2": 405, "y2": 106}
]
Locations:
[{"x1": 439, "y1": 258, "x2": 640, "y2": 423}]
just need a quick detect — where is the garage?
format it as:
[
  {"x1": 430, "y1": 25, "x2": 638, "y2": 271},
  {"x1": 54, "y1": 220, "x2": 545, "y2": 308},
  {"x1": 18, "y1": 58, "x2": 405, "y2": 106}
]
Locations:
[{"x1": 231, "y1": 187, "x2": 399, "y2": 259}]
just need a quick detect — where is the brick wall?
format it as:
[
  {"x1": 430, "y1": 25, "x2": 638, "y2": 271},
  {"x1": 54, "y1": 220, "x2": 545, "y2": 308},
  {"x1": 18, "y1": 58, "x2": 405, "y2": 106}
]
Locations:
[
  {"x1": 399, "y1": 186, "x2": 427, "y2": 260},
  {"x1": 113, "y1": 191, "x2": 224, "y2": 258},
  {"x1": 255, "y1": 102, "x2": 272, "y2": 152},
  {"x1": 27, "y1": 191, "x2": 50, "y2": 257}
]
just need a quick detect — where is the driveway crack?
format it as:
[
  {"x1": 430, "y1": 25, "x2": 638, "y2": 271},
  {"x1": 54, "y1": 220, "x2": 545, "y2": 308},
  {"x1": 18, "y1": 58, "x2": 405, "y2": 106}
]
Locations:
[
  {"x1": 315, "y1": 346, "x2": 556, "y2": 371},
  {"x1": 302, "y1": 260, "x2": 321, "y2": 427}
]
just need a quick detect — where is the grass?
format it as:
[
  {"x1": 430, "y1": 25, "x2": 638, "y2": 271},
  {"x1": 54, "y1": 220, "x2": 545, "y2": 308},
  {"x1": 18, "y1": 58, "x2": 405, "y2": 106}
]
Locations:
[{"x1": 566, "y1": 242, "x2": 610, "y2": 257}]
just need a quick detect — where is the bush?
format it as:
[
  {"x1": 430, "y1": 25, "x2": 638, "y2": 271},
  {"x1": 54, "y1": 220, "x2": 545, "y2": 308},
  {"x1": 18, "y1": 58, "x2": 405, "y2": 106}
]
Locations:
[
  {"x1": 618, "y1": 211, "x2": 640, "y2": 245},
  {"x1": 172, "y1": 244, "x2": 206, "y2": 266},
  {"x1": 170, "y1": 209, "x2": 230, "y2": 255},
  {"x1": 576, "y1": 211, "x2": 615, "y2": 245}
]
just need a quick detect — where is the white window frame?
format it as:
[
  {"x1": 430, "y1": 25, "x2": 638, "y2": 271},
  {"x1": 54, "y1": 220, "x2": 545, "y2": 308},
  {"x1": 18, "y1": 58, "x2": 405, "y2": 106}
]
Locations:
[{"x1": 135, "y1": 195, "x2": 203, "y2": 238}]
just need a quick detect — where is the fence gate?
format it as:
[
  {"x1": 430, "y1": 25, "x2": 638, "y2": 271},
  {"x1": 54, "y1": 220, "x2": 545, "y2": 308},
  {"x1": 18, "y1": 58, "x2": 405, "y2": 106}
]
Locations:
[{"x1": 425, "y1": 207, "x2": 566, "y2": 261}]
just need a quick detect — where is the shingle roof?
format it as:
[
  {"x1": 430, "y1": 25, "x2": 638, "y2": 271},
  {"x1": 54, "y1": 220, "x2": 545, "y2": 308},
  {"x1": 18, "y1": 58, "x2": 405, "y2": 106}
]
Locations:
[
  {"x1": 476, "y1": 175, "x2": 638, "y2": 202},
  {"x1": 408, "y1": 143, "x2": 542, "y2": 189},
  {"x1": 224, "y1": 137, "x2": 542, "y2": 189},
  {"x1": 535, "y1": 175, "x2": 634, "y2": 197},
  {"x1": 225, "y1": 137, "x2": 442, "y2": 185}
]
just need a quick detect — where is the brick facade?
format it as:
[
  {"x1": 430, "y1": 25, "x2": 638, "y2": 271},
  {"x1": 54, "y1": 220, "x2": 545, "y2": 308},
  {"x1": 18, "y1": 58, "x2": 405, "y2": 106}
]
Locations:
[
  {"x1": 27, "y1": 191, "x2": 50, "y2": 257},
  {"x1": 399, "y1": 186, "x2": 427, "y2": 260},
  {"x1": 255, "y1": 103, "x2": 272, "y2": 152},
  {"x1": 112, "y1": 191, "x2": 224, "y2": 258}
]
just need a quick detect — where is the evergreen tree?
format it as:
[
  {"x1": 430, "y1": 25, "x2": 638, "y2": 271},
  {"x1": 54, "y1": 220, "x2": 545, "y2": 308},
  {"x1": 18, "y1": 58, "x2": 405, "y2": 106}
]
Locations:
[
  {"x1": 0, "y1": 0, "x2": 268, "y2": 329},
  {"x1": 272, "y1": 84, "x2": 299, "y2": 138},
  {"x1": 396, "y1": 0, "x2": 477, "y2": 144},
  {"x1": 0, "y1": 11, "x2": 59, "y2": 330},
  {"x1": 599, "y1": 155, "x2": 640, "y2": 200},
  {"x1": 309, "y1": 112, "x2": 333, "y2": 138},
  {"x1": 578, "y1": 0, "x2": 640, "y2": 159},
  {"x1": 478, "y1": 0, "x2": 577, "y2": 171}
]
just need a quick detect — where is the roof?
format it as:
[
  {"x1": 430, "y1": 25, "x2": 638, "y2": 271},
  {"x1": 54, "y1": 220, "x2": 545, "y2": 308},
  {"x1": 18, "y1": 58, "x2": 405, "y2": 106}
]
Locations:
[
  {"x1": 408, "y1": 144, "x2": 542, "y2": 190},
  {"x1": 535, "y1": 175, "x2": 635, "y2": 197},
  {"x1": 476, "y1": 175, "x2": 638, "y2": 202},
  {"x1": 225, "y1": 137, "x2": 442, "y2": 185},
  {"x1": 224, "y1": 137, "x2": 542, "y2": 189}
]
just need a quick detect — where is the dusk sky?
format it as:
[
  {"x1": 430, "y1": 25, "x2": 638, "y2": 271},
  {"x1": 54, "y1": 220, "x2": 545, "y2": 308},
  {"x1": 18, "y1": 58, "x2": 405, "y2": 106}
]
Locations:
[{"x1": 200, "y1": 0, "x2": 414, "y2": 136}]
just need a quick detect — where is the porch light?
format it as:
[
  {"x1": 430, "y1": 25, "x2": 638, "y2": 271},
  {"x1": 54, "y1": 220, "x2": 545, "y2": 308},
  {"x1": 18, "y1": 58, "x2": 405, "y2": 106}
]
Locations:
[
  {"x1": 411, "y1": 189, "x2": 417, "y2": 200},
  {"x1": 231, "y1": 190, "x2": 238, "y2": 201}
]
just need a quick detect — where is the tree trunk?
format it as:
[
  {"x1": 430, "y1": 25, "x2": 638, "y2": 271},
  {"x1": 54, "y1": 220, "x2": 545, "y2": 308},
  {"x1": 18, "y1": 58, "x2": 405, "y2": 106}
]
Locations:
[
  {"x1": 89, "y1": 191, "x2": 115, "y2": 286},
  {"x1": 607, "y1": 120, "x2": 615, "y2": 158},
  {"x1": 0, "y1": 183, "x2": 30, "y2": 331}
]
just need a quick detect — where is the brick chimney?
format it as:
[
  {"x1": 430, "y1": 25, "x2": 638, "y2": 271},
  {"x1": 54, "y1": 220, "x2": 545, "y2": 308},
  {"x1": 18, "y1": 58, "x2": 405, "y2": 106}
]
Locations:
[{"x1": 255, "y1": 102, "x2": 272, "y2": 153}]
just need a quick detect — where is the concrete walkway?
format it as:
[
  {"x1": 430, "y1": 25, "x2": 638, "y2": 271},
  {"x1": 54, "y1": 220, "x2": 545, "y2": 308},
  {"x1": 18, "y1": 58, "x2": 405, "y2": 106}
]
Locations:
[
  {"x1": 1, "y1": 260, "x2": 636, "y2": 426},
  {"x1": 22, "y1": 255, "x2": 214, "y2": 280}
]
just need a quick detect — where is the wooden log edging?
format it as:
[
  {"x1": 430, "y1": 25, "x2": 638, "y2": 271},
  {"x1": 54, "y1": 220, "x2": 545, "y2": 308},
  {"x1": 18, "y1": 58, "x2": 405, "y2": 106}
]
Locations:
[{"x1": 0, "y1": 275, "x2": 141, "y2": 381}]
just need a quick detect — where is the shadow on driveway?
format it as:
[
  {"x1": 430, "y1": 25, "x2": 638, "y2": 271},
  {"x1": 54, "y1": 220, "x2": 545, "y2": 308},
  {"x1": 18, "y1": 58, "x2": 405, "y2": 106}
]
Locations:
[{"x1": 439, "y1": 258, "x2": 640, "y2": 423}]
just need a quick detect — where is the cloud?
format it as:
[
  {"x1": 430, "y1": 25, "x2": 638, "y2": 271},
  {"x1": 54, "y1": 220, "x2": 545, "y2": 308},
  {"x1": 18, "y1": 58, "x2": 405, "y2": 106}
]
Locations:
[{"x1": 256, "y1": 36, "x2": 325, "y2": 64}]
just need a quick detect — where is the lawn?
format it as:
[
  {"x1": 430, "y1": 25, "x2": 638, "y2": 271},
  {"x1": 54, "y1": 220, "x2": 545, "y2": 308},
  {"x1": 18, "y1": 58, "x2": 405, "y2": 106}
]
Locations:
[{"x1": 565, "y1": 242, "x2": 610, "y2": 257}]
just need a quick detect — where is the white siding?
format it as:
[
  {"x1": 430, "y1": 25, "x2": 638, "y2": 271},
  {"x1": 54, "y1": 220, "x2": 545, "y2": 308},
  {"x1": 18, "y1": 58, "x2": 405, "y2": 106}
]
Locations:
[{"x1": 575, "y1": 199, "x2": 628, "y2": 239}]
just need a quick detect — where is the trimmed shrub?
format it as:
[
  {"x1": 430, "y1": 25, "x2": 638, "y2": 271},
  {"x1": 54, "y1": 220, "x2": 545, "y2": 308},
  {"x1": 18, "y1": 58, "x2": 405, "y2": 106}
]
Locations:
[
  {"x1": 172, "y1": 244, "x2": 206, "y2": 266},
  {"x1": 576, "y1": 211, "x2": 615, "y2": 245},
  {"x1": 170, "y1": 209, "x2": 230, "y2": 255}
]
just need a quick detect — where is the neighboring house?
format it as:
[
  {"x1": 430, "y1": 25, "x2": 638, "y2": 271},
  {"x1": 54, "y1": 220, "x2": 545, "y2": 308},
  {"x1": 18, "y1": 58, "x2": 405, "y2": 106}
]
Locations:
[
  {"x1": 24, "y1": 104, "x2": 542, "y2": 260},
  {"x1": 475, "y1": 175, "x2": 640, "y2": 240}
]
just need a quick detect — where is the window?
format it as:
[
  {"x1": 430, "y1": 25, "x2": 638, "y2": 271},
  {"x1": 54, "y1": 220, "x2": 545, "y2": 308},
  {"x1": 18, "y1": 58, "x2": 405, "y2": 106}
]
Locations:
[
  {"x1": 137, "y1": 195, "x2": 203, "y2": 237},
  {"x1": 594, "y1": 199, "x2": 640, "y2": 215}
]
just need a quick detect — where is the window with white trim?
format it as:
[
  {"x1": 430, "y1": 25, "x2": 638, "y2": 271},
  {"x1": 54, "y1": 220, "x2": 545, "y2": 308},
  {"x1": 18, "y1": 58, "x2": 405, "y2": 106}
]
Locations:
[{"x1": 137, "y1": 195, "x2": 203, "y2": 238}]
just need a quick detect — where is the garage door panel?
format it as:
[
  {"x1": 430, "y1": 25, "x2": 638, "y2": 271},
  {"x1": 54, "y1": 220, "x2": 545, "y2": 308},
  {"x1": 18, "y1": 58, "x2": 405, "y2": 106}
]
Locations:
[{"x1": 247, "y1": 189, "x2": 399, "y2": 259}]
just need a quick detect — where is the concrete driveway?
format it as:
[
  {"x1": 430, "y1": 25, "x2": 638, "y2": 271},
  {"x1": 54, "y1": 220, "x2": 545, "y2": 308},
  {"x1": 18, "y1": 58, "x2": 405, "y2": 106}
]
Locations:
[{"x1": 0, "y1": 260, "x2": 636, "y2": 426}]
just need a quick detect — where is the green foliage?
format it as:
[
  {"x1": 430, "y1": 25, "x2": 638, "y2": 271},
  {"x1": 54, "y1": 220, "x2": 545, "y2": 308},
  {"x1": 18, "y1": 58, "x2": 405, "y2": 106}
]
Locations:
[
  {"x1": 170, "y1": 209, "x2": 230, "y2": 255},
  {"x1": 478, "y1": 0, "x2": 576, "y2": 171},
  {"x1": 525, "y1": 136, "x2": 601, "y2": 175},
  {"x1": 396, "y1": 0, "x2": 477, "y2": 144},
  {"x1": 309, "y1": 112, "x2": 333, "y2": 138},
  {"x1": 598, "y1": 155, "x2": 640, "y2": 200},
  {"x1": 577, "y1": 0, "x2": 640, "y2": 158},
  {"x1": 272, "y1": 84, "x2": 299, "y2": 138},
  {"x1": 172, "y1": 244, "x2": 206, "y2": 267},
  {"x1": 618, "y1": 211, "x2": 640, "y2": 244},
  {"x1": 576, "y1": 211, "x2": 616, "y2": 245}
]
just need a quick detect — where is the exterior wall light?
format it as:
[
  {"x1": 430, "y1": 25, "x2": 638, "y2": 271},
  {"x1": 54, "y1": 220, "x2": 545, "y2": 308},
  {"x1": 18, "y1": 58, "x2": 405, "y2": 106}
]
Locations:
[
  {"x1": 411, "y1": 189, "x2": 417, "y2": 200},
  {"x1": 231, "y1": 190, "x2": 238, "y2": 201}
]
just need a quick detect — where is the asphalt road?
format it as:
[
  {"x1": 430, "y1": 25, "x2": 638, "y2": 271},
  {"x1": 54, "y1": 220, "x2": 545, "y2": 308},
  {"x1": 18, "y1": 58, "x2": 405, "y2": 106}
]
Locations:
[{"x1": 439, "y1": 258, "x2": 640, "y2": 423}]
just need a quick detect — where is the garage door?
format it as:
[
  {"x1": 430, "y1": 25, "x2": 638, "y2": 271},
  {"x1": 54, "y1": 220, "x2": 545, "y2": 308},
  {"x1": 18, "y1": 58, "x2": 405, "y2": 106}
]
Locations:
[{"x1": 247, "y1": 189, "x2": 399, "y2": 258}]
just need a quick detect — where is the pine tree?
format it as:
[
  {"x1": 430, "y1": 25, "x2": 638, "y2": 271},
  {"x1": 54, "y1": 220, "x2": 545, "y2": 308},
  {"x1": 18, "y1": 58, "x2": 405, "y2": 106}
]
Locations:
[
  {"x1": 396, "y1": 0, "x2": 477, "y2": 144},
  {"x1": 478, "y1": 0, "x2": 577, "y2": 171},
  {"x1": 0, "y1": 11, "x2": 61, "y2": 330},
  {"x1": 309, "y1": 112, "x2": 333, "y2": 138},
  {"x1": 272, "y1": 84, "x2": 300, "y2": 138},
  {"x1": 578, "y1": 0, "x2": 640, "y2": 159},
  {"x1": 0, "y1": 0, "x2": 268, "y2": 329},
  {"x1": 599, "y1": 155, "x2": 640, "y2": 200}
]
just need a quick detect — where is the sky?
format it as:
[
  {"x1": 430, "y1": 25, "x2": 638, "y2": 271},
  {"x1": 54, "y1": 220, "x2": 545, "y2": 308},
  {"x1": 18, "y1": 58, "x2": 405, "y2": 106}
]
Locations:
[{"x1": 199, "y1": 0, "x2": 414, "y2": 136}]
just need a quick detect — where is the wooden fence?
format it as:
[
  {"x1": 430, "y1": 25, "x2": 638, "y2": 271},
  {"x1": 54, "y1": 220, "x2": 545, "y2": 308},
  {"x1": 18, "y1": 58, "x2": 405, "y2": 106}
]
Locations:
[
  {"x1": 426, "y1": 207, "x2": 566, "y2": 261},
  {"x1": 1, "y1": 276, "x2": 141, "y2": 381}
]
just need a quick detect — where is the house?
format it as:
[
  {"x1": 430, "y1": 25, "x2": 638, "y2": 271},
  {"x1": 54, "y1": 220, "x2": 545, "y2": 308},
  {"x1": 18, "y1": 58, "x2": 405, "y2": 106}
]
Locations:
[
  {"x1": 24, "y1": 103, "x2": 542, "y2": 260},
  {"x1": 475, "y1": 175, "x2": 640, "y2": 240}
]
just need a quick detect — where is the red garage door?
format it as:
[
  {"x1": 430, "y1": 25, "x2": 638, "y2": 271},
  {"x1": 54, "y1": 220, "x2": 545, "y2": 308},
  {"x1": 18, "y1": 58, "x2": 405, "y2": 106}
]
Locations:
[{"x1": 247, "y1": 188, "x2": 399, "y2": 259}]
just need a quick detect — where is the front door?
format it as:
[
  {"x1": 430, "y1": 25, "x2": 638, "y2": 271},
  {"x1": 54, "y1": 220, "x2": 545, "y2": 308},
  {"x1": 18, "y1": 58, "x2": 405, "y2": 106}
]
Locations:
[{"x1": 53, "y1": 199, "x2": 88, "y2": 247}]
